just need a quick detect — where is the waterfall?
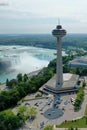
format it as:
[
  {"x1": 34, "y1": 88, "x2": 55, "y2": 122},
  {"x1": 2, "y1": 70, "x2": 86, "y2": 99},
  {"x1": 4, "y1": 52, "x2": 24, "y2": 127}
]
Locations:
[{"x1": 0, "y1": 56, "x2": 20, "y2": 73}]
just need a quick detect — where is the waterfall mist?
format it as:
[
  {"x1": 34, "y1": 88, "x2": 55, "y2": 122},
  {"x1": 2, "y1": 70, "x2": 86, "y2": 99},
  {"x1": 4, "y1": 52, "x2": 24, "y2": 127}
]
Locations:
[{"x1": 0, "y1": 46, "x2": 56, "y2": 83}]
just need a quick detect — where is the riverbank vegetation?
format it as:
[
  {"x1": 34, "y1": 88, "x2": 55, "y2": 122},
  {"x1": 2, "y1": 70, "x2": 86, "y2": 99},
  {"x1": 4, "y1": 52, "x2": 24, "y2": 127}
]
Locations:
[{"x1": 0, "y1": 65, "x2": 54, "y2": 111}]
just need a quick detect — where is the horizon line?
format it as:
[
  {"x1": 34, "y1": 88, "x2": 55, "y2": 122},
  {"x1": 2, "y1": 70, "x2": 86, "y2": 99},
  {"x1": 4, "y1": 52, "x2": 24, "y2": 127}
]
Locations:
[{"x1": 0, "y1": 33, "x2": 87, "y2": 35}]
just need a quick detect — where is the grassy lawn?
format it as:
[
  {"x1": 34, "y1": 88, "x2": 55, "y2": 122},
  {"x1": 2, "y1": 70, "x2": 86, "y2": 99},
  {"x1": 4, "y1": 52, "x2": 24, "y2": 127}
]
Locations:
[
  {"x1": 57, "y1": 116, "x2": 87, "y2": 128},
  {"x1": 44, "y1": 125, "x2": 53, "y2": 130}
]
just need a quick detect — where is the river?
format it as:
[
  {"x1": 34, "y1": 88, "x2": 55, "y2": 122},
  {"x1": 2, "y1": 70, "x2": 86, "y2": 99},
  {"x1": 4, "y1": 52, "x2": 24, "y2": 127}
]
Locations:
[{"x1": 0, "y1": 45, "x2": 66, "y2": 83}]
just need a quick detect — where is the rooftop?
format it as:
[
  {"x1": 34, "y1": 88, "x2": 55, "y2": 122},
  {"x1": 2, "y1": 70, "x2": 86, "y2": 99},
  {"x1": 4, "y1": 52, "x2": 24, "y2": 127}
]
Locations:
[
  {"x1": 45, "y1": 73, "x2": 79, "y2": 89},
  {"x1": 69, "y1": 55, "x2": 87, "y2": 68},
  {"x1": 39, "y1": 73, "x2": 79, "y2": 93}
]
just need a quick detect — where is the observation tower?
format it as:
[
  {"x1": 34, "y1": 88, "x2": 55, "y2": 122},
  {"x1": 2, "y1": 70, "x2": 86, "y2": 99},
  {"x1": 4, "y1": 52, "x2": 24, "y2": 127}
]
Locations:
[{"x1": 52, "y1": 25, "x2": 66, "y2": 88}]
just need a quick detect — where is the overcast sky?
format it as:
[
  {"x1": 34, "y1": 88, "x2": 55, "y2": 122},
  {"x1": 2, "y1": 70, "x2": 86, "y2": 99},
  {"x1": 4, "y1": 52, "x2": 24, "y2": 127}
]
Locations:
[{"x1": 0, "y1": 0, "x2": 87, "y2": 34}]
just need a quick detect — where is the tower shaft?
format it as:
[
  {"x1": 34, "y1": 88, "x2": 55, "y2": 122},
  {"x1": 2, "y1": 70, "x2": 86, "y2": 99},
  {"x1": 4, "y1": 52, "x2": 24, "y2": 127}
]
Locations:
[
  {"x1": 56, "y1": 37, "x2": 63, "y2": 88},
  {"x1": 52, "y1": 24, "x2": 66, "y2": 89}
]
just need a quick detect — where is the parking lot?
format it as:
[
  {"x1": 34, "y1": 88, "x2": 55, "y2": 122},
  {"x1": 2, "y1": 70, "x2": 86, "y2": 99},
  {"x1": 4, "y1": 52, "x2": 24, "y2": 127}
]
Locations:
[
  {"x1": 16, "y1": 76, "x2": 87, "y2": 130},
  {"x1": 19, "y1": 92, "x2": 78, "y2": 129}
]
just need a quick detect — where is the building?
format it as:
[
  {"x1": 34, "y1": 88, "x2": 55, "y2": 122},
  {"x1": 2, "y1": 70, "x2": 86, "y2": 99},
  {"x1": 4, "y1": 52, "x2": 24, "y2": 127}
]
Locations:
[
  {"x1": 52, "y1": 24, "x2": 66, "y2": 88},
  {"x1": 41, "y1": 24, "x2": 79, "y2": 95},
  {"x1": 39, "y1": 73, "x2": 79, "y2": 94},
  {"x1": 68, "y1": 55, "x2": 87, "y2": 68}
]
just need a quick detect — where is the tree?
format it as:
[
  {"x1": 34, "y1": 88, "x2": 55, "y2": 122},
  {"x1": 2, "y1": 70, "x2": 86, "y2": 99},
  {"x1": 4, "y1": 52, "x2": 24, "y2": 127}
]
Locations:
[
  {"x1": 82, "y1": 81, "x2": 86, "y2": 88},
  {"x1": 68, "y1": 127, "x2": 74, "y2": 130},
  {"x1": 17, "y1": 73, "x2": 22, "y2": 82},
  {"x1": 17, "y1": 105, "x2": 37, "y2": 122},
  {"x1": 23, "y1": 74, "x2": 28, "y2": 82},
  {"x1": 27, "y1": 107, "x2": 37, "y2": 117},
  {"x1": 0, "y1": 109, "x2": 22, "y2": 130},
  {"x1": 7, "y1": 79, "x2": 17, "y2": 88},
  {"x1": 74, "y1": 88, "x2": 84, "y2": 111},
  {"x1": 17, "y1": 105, "x2": 27, "y2": 123},
  {"x1": 6, "y1": 79, "x2": 9, "y2": 86}
]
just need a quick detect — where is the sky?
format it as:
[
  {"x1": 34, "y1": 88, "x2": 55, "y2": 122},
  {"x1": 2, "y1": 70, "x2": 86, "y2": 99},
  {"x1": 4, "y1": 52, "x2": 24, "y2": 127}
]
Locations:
[{"x1": 0, "y1": 0, "x2": 87, "y2": 34}]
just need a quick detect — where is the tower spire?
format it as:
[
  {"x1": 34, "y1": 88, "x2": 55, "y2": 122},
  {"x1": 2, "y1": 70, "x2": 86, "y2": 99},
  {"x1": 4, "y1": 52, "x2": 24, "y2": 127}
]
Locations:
[{"x1": 58, "y1": 18, "x2": 60, "y2": 25}]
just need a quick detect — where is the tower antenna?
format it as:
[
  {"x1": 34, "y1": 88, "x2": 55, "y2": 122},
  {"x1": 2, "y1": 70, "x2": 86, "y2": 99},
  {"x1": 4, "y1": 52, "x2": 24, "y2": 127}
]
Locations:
[{"x1": 58, "y1": 18, "x2": 60, "y2": 25}]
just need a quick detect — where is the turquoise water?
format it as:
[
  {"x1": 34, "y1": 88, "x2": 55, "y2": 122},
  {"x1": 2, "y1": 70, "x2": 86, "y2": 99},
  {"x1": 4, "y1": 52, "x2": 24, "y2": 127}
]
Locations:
[
  {"x1": 0, "y1": 45, "x2": 66, "y2": 83},
  {"x1": 0, "y1": 72, "x2": 17, "y2": 83}
]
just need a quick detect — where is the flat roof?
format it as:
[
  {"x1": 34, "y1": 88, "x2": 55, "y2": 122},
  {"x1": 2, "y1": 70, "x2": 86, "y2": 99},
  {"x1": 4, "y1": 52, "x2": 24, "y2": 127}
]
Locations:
[
  {"x1": 63, "y1": 73, "x2": 72, "y2": 81},
  {"x1": 69, "y1": 55, "x2": 87, "y2": 68},
  {"x1": 39, "y1": 73, "x2": 79, "y2": 92}
]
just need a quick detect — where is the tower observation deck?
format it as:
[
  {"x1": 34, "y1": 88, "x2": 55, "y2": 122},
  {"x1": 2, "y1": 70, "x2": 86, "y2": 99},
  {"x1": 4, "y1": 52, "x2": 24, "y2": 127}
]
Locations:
[{"x1": 52, "y1": 25, "x2": 66, "y2": 88}]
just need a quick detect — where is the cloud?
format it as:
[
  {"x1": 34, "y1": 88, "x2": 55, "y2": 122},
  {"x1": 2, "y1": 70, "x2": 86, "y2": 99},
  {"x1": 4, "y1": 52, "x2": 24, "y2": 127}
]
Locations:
[
  {"x1": 0, "y1": 0, "x2": 9, "y2": 6},
  {"x1": 0, "y1": 0, "x2": 87, "y2": 33}
]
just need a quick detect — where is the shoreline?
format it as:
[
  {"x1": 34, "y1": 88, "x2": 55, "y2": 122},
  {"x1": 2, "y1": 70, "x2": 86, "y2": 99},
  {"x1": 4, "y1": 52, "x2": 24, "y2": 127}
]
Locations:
[
  {"x1": 0, "y1": 69, "x2": 41, "y2": 90},
  {"x1": 0, "y1": 83, "x2": 6, "y2": 90}
]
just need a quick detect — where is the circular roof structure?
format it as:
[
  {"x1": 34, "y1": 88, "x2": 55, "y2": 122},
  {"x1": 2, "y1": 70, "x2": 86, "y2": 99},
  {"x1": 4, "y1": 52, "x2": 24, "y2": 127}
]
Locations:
[
  {"x1": 52, "y1": 25, "x2": 66, "y2": 37},
  {"x1": 44, "y1": 108, "x2": 63, "y2": 119}
]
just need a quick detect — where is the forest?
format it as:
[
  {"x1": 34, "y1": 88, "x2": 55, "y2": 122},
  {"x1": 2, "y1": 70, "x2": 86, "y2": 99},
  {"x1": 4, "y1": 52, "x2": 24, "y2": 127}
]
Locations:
[{"x1": 0, "y1": 34, "x2": 87, "y2": 50}]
